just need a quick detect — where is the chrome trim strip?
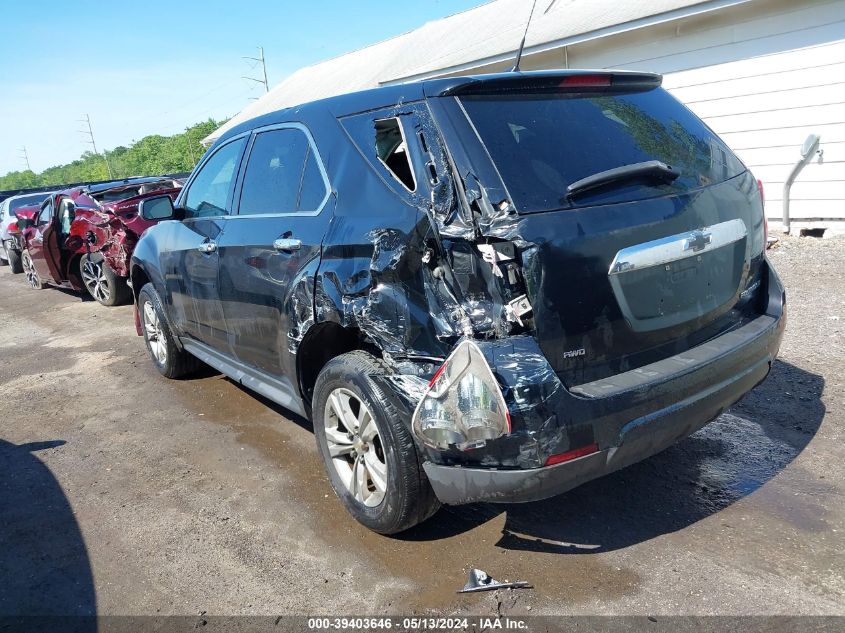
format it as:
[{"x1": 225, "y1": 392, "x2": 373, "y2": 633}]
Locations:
[{"x1": 608, "y1": 218, "x2": 747, "y2": 275}]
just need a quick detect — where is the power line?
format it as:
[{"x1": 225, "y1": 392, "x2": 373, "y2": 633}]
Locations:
[
  {"x1": 19, "y1": 147, "x2": 31, "y2": 171},
  {"x1": 135, "y1": 76, "x2": 243, "y2": 127},
  {"x1": 155, "y1": 85, "x2": 259, "y2": 136},
  {"x1": 78, "y1": 113, "x2": 114, "y2": 179},
  {"x1": 242, "y1": 46, "x2": 269, "y2": 93}
]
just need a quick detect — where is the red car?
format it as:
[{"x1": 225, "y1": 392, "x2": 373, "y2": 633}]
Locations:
[
  {"x1": 5, "y1": 203, "x2": 41, "y2": 273},
  {"x1": 19, "y1": 177, "x2": 182, "y2": 305}
]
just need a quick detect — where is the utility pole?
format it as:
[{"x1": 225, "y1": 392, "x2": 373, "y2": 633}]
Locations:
[
  {"x1": 78, "y1": 113, "x2": 114, "y2": 179},
  {"x1": 185, "y1": 127, "x2": 197, "y2": 168},
  {"x1": 242, "y1": 46, "x2": 269, "y2": 93},
  {"x1": 19, "y1": 147, "x2": 31, "y2": 171}
]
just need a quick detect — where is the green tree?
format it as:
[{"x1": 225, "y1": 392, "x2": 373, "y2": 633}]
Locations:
[{"x1": 0, "y1": 118, "x2": 225, "y2": 191}]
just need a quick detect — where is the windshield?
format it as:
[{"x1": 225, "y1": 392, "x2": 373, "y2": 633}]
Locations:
[
  {"x1": 10, "y1": 193, "x2": 49, "y2": 213},
  {"x1": 459, "y1": 88, "x2": 744, "y2": 213}
]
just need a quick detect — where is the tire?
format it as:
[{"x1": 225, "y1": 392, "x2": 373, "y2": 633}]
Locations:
[
  {"x1": 138, "y1": 283, "x2": 200, "y2": 379},
  {"x1": 8, "y1": 247, "x2": 23, "y2": 274},
  {"x1": 80, "y1": 253, "x2": 132, "y2": 306},
  {"x1": 21, "y1": 249, "x2": 44, "y2": 289},
  {"x1": 313, "y1": 351, "x2": 440, "y2": 534}
]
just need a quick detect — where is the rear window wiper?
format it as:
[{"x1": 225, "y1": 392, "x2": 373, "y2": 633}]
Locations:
[{"x1": 565, "y1": 160, "x2": 679, "y2": 201}]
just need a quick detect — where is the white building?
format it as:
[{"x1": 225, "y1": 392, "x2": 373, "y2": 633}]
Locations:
[{"x1": 207, "y1": 0, "x2": 845, "y2": 230}]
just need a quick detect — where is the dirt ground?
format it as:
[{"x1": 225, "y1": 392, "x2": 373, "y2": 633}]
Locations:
[{"x1": 0, "y1": 234, "x2": 842, "y2": 618}]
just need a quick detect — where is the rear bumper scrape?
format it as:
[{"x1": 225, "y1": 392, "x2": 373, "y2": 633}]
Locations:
[{"x1": 424, "y1": 262, "x2": 785, "y2": 505}]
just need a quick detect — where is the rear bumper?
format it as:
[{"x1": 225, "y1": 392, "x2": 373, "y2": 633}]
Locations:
[{"x1": 424, "y1": 262, "x2": 785, "y2": 505}]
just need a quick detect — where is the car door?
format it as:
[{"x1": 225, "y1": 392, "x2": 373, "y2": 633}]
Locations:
[
  {"x1": 163, "y1": 135, "x2": 248, "y2": 352},
  {"x1": 216, "y1": 123, "x2": 333, "y2": 384},
  {"x1": 29, "y1": 198, "x2": 62, "y2": 283}
]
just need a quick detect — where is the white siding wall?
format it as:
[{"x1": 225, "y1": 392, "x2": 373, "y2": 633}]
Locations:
[{"x1": 664, "y1": 38, "x2": 845, "y2": 225}]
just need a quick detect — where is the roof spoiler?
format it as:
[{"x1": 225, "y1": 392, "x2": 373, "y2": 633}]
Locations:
[{"x1": 431, "y1": 71, "x2": 662, "y2": 97}]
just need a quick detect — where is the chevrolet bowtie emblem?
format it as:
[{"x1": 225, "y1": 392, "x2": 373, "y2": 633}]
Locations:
[{"x1": 684, "y1": 230, "x2": 712, "y2": 253}]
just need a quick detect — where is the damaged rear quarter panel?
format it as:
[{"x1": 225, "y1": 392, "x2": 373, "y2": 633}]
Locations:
[
  {"x1": 301, "y1": 101, "x2": 569, "y2": 470},
  {"x1": 309, "y1": 98, "x2": 580, "y2": 467},
  {"x1": 312, "y1": 103, "x2": 461, "y2": 362}
]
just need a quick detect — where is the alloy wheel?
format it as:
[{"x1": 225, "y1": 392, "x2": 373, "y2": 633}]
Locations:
[
  {"x1": 82, "y1": 258, "x2": 111, "y2": 303},
  {"x1": 22, "y1": 251, "x2": 39, "y2": 289},
  {"x1": 142, "y1": 300, "x2": 168, "y2": 365},
  {"x1": 324, "y1": 388, "x2": 388, "y2": 507}
]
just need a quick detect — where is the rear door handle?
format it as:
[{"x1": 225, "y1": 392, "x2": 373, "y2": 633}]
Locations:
[
  {"x1": 197, "y1": 241, "x2": 217, "y2": 253},
  {"x1": 273, "y1": 238, "x2": 301, "y2": 252}
]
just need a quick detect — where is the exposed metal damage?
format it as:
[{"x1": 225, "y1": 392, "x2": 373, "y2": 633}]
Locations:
[
  {"x1": 303, "y1": 96, "x2": 551, "y2": 470},
  {"x1": 292, "y1": 78, "x2": 780, "y2": 477}
]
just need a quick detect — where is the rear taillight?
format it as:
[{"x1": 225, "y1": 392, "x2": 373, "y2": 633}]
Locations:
[
  {"x1": 7, "y1": 222, "x2": 19, "y2": 234},
  {"x1": 412, "y1": 339, "x2": 510, "y2": 450},
  {"x1": 757, "y1": 179, "x2": 768, "y2": 244}
]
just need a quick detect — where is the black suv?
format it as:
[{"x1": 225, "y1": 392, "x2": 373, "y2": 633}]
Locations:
[{"x1": 131, "y1": 70, "x2": 785, "y2": 534}]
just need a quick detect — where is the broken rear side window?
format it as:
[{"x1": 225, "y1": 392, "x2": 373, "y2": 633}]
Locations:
[{"x1": 375, "y1": 118, "x2": 416, "y2": 192}]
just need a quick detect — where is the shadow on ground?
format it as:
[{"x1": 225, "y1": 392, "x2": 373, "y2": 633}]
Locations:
[
  {"x1": 176, "y1": 355, "x2": 824, "y2": 556},
  {"x1": 0, "y1": 439, "x2": 96, "y2": 622}
]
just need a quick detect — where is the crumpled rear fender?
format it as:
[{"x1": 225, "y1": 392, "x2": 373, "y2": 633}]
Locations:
[
  {"x1": 69, "y1": 211, "x2": 133, "y2": 277},
  {"x1": 312, "y1": 211, "x2": 463, "y2": 363}
]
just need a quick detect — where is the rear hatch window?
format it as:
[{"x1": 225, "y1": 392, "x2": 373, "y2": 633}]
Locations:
[
  {"x1": 437, "y1": 78, "x2": 763, "y2": 386},
  {"x1": 459, "y1": 88, "x2": 745, "y2": 213}
]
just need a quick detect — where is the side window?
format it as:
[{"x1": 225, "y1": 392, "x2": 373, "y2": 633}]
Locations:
[
  {"x1": 239, "y1": 127, "x2": 328, "y2": 215},
  {"x1": 340, "y1": 103, "x2": 449, "y2": 204},
  {"x1": 38, "y1": 201, "x2": 53, "y2": 224},
  {"x1": 184, "y1": 137, "x2": 247, "y2": 219},
  {"x1": 375, "y1": 118, "x2": 416, "y2": 192},
  {"x1": 239, "y1": 129, "x2": 307, "y2": 215}
]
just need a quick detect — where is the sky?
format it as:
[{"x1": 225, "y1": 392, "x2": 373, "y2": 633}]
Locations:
[{"x1": 0, "y1": 0, "x2": 485, "y2": 176}]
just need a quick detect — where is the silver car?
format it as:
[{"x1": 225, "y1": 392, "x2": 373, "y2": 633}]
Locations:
[{"x1": 0, "y1": 191, "x2": 54, "y2": 273}]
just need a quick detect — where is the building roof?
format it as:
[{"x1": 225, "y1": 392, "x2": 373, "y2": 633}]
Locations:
[{"x1": 204, "y1": 0, "x2": 748, "y2": 145}]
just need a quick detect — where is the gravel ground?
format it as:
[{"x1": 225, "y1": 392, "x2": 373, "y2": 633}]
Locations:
[{"x1": 0, "y1": 234, "x2": 842, "y2": 618}]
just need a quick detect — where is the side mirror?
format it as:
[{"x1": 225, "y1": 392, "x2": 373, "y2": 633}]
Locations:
[
  {"x1": 139, "y1": 195, "x2": 176, "y2": 221},
  {"x1": 801, "y1": 133, "x2": 821, "y2": 159}
]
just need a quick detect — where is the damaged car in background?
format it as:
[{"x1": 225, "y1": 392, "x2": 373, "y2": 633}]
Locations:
[
  {"x1": 17, "y1": 177, "x2": 182, "y2": 305},
  {"x1": 130, "y1": 70, "x2": 785, "y2": 534},
  {"x1": 0, "y1": 191, "x2": 54, "y2": 273}
]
